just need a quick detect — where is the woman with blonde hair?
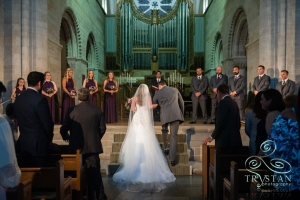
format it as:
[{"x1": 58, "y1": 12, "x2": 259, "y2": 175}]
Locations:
[
  {"x1": 42, "y1": 71, "x2": 57, "y2": 123},
  {"x1": 61, "y1": 68, "x2": 76, "y2": 123},
  {"x1": 82, "y1": 70, "x2": 98, "y2": 106},
  {"x1": 103, "y1": 71, "x2": 118, "y2": 123}
]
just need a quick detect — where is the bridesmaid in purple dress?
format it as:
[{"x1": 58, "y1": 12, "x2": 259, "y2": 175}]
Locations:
[
  {"x1": 103, "y1": 71, "x2": 118, "y2": 123},
  {"x1": 61, "y1": 68, "x2": 76, "y2": 123},
  {"x1": 42, "y1": 71, "x2": 57, "y2": 123},
  {"x1": 10, "y1": 78, "x2": 26, "y2": 132},
  {"x1": 82, "y1": 70, "x2": 98, "y2": 106}
]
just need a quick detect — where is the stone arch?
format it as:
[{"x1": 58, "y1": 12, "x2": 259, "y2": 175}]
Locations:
[
  {"x1": 211, "y1": 32, "x2": 223, "y2": 69},
  {"x1": 86, "y1": 33, "x2": 99, "y2": 70},
  {"x1": 228, "y1": 7, "x2": 249, "y2": 60},
  {"x1": 60, "y1": 8, "x2": 82, "y2": 58}
]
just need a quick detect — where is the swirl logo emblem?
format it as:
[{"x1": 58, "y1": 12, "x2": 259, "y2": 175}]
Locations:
[{"x1": 244, "y1": 140, "x2": 292, "y2": 190}]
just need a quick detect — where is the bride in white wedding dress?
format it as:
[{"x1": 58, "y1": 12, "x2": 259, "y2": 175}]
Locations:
[{"x1": 112, "y1": 84, "x2": 176, "y2": 192}]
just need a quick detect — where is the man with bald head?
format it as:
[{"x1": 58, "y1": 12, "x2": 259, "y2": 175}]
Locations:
[{"x1": 209, "y1": 66, "x2": 228, "y2": 124}]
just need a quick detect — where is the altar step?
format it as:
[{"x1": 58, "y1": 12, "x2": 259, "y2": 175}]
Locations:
[{"x1": 108, "y1": 133, "x2": 191, "y2": 176}]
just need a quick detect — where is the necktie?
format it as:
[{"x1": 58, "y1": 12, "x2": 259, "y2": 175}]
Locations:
[
  {"x1": 259, "y1": 76, "x2": 261, "y2": 80},
  {"x1": 198, "y1": 76, "x2": 201, "y2": 80},
  {"x1": 282, "y1": 81, "x2": 286, "y2": 86},
  {"x1": 217, "y1": 75, "x2": 219, "y2": 80},
  {"x1": 157, "y1": 79, "x2": 160, "y2": 83}
]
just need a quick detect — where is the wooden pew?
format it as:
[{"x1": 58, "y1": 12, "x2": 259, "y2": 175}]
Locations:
[
  {"x1": 20, "y1": 159, "x2": 72, "y2": 200},
  {"x1": 6, "y1": 179, "x2": 32, "y2": 200},
  {"x1": 223, "y1": 161, "x2": 273, "y2": 200},
  {"x1": 202, "y1": 143, "x2": 215, "y2": 199},
  {"x1": 209, "y1": 147, "x2": 250, "y2": 200},
  {"x1": 61, "y1": 149, "x2": 87, "y2": 200}
]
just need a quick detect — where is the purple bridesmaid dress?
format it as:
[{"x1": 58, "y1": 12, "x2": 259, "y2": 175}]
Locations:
[
  {"x1": 14, "y1": 87, "x2": 26, "y2": 131},
  {"x1": 85, "y1": 79, "x2": 97, "y2": 106},
  {"x1": 43, "y1": 81, "x2": 55, "y2": 123},
  {"x1": 61, "y1": 78, "x2": 75, "y2": 123},
  {"x1": 104, "y1": 80, "x2": 117, "y2": 123}
]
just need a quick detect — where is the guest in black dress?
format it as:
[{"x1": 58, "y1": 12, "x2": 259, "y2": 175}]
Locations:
[
  {"x1": 82, "y1": 70, "x2": 98, "y2": 106},
  {"x1": 61, "y1": 68, "x2": 76, "y2": 123},
  {"x1": 10, "y1": 78, "x2": 26, "y2": 132},
  {"x1": 103, "y1": 71, "x2": 118, "y2": 123},
  {"x1": 41, "y1": 71, "x2": 57, "y2": 123}
]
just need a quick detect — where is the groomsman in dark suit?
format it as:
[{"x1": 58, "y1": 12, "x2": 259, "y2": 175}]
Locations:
[
  {"x1": 209, "y1": 66, "x2": 228, "y2": 124},
  {"x1": 190, "y1": 67, "x2": 209, "y2": 124},
  {"x1": 60, "y1": 88, "x2": 107, "y2": 200},
  {"x1": 228, "y1": 66, "x2": 246, "y2": 122},
  {"x1": 14, "y1": 71, "x2": 54, "y2": 167},
  {"x1": 203, "y1": 84, "x2": 242, "y2": 153},
  {"x1": 252, "y1": 65, "x2": 271, "y2": 95},
  {"x1": 150, "y1": 71, "x2": 163, "y2": 121},
  {"x1": 275, "y1": 70, "x2": 295, "y2": 99}
]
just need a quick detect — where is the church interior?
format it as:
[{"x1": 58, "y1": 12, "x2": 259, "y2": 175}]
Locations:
[{"x1": 1, "y1": 0, "x2": 299, "y2": 199}]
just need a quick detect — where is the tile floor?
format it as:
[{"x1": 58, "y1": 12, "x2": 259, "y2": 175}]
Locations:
[{"x1": 102, "y1": 175, "x2": 202, "y2": 200}]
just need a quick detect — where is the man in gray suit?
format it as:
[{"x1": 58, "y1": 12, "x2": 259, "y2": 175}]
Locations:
[
  {"x1": 228, "y1": 66, "x2": 246, "y2": 122},
  {"x1": 252, "y1": 65, "x2": 271, "y2": 95},
  {"x1": 190, "y1": 67, "x2": 209, "y2": 124},
  {"x1": 203, "y1": 84, "x2": 242, "y2": 154},
  {"x1": 153, "y1": 80, "x2": 184, "y2": 166},
  {"x1": 275, "y1": 70, "x2": 295, "y2": 99},
  {"x1": 209, "y1": 66, "x2": 228, "y2": 124},
  {"x1": 60, "y1": 88, "x2": 107, "y2": 200}
]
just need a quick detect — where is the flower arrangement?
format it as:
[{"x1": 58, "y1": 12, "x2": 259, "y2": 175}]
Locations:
[
  {"x1": 109, "y1": 85, "x2": 116, "y2": 90},
  {"x1": 89, "y1": 86, "x2": 96, "y2": 92},
  {"x1": 69, "y1": 90, "x2": 77, "y2": 96},
  {"x1": 46, "y1": 87, "x2": 54, "y2": 94},
  {"x1": 124, "y1": 98, "x2": 132, "y2": 111}
]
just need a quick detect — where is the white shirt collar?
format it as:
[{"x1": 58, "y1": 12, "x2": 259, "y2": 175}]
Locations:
[
  {"x1": 222, "y1": 94, "x2": 229, "y2": 100},
  {"x1": 259, "y1": 74, "x2": 265, "y2": 77},
  {"x1": 27, "y1": 87, "x2": 38, "y2": 93}
]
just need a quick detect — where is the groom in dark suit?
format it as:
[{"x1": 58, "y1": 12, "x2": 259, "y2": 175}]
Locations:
[
  {"x1": 209, "y1": 66, "x2": 228, "y2": 124},
  {"x1": 275, "y1": 70, "x2": 295, "y2": 98},
  {"x1": 14, "y1": 71, "x2": 54, "y2": 167},
  {"x1": 153, "y1": 80, "x2": 184, "y2": 166},
  {"x1": 203, "y1": 84, "x2": 242, "y2": 154},
  {"x1": 60, "y1": 88, "x2": 107, "y2": 200}
]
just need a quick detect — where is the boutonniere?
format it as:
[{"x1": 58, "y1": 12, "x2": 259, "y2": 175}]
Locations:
[{"x1": 236, "y1": 75, "x2": 240, "y2": 79}]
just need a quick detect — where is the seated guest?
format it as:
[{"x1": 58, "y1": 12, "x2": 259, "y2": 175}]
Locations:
[
  {"x1": 0, "y1": 115, "x2": 21, "y2": 199},
  {"x1": 262, "y1": 90, "x2": 300, "y2": 194},
  {"x1": 281, "y1": 94, "x2": 297, "y2": 120},
  {"x1": 245, "y1": 92, "x2": 264, "y2": 155}
]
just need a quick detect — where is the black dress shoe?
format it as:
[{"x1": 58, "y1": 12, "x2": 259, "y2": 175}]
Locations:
[
  {"x1": 210, "y1": 121, "x2": 215, "y2": 124},
  {"x1": 171, "y1": 160, "x2": 176, "y2": 166},
  {"x1": 189, "y1": 121, "x2": 196, "y2": 124},
  {"x1": 164, "y1": 148, "x2": 169, "y2": 155},
  {"x1": 203, "y1": 122, "x2": 207, "y2": 124}
]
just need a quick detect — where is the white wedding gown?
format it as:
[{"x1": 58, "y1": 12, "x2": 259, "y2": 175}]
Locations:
[{"x1": 112, "y1": 103, "x2": 176, "y2": 192}]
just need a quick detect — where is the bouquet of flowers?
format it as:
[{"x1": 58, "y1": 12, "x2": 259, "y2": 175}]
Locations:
[
  {"x1": 89, "y1": 86, "x2": 96, "y2": 92},
  {"x1": 124, "y1": 98, "x2": 132, "y2": 111},
  {"x1": 69, "y1": 90, "x2": 77, "y2": 96},
  {"x1": 109, "y1": 85, "x2": 116, "y2": 95},
  {"x1": 46, "y1": 87, "x2": 54, "y2": 94}
]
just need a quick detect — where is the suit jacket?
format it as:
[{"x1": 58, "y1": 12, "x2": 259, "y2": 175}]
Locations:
[
  {"x1": 209, "y1": 74, "x2": 228, "y2": 99},
  {"x1": 153, "y1": 86, "x2": 184, "y2": 125},
  {"x1": 252, "y1": 74, "x2": 270, "y2": 92},
  {"x1": 228, "y1": 75, "x2": 246, "y2": 100},
  {"x1": 60, "y1": 101, "x2": 106, "y2": 154},
  {"x1": 14, "y1": 89, "x2": 54, "y2": 156},
  {"x1": 190, "y1": 75, "x2": 209, "y2": 100},
  {"x1": 275, "y1": 79, "x2": 295, "y2": 98},
  {"x1": 211, "y1": 96, "x2": 242, "y2": 149}
]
